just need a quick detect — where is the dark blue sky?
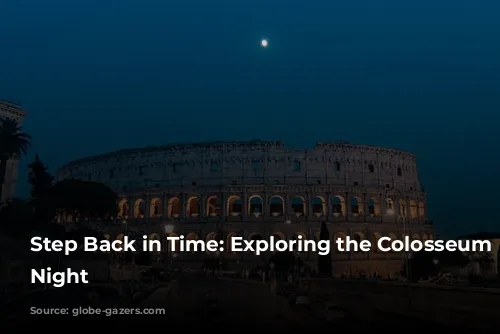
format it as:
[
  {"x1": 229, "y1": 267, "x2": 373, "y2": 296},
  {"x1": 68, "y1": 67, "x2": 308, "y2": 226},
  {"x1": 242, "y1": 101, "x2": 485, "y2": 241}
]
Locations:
[{"x1": 1, "y1": 1, "x2": 499, "y2": 237}]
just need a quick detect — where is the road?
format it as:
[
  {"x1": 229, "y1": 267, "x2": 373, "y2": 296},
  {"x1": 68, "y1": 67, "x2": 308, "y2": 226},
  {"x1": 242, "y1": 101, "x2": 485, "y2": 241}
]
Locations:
[{"x1": 127, "y1": 275, "x2": 458, "y2": 330}]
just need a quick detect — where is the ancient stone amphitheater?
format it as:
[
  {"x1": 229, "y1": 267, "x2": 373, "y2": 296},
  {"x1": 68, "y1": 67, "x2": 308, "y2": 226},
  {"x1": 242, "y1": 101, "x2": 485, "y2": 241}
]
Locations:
[{"x1": 57, "y1": 140, "x2": 434, "y2": 277}]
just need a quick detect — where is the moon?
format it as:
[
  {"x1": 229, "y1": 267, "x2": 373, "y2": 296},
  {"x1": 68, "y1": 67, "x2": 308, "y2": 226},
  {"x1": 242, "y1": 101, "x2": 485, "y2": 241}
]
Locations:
[{"x1": 260, "y1": 39, "x2": 268, "y2": 48}]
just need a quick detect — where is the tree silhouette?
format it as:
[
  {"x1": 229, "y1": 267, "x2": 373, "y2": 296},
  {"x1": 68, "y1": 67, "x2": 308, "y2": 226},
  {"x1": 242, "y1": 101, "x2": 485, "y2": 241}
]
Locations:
[
  {"x1": 318, "y1": 221, "x2": 332, "y2": 276},
  {"x1": 0, "y1": 118, "x2": 31, "y2": 202},
  {"x1": 50, "y1": 179, "x2": 118, "y2": 220},
  {"x1": 28, "y1": 154, "x2": 55, "y2": 224}
]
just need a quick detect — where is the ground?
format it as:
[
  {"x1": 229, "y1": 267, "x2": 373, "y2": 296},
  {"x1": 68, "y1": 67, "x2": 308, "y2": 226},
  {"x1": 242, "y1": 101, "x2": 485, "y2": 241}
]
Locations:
[{"x1": 121, "y1": 274, "x2": 457, "y2": 330}]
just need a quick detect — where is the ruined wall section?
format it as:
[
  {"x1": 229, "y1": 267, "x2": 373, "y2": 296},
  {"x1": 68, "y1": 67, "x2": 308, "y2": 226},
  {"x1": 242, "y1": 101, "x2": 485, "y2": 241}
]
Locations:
[{"x1": 57, "y1": 141, "x2": 422, "y2": 195}]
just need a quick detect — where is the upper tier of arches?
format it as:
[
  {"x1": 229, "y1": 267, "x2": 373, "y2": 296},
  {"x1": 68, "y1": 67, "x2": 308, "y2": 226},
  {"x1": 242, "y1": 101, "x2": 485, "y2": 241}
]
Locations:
[{"x1": 56, "y1": 141, "x2": 422, "y2": 192}]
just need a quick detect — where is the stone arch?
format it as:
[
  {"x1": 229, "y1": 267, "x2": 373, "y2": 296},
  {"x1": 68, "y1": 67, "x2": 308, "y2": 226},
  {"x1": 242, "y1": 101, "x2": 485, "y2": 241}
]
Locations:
[
  {"x1": 409, "y1": 200, "x2": 418, "y2": 219},
  {"x1": 226, "y1": 232, "x2": 241, "y2": 253},
  {"x1": 248, "y1": 195, "x2": 263, "y2": 216},
  {"x1": 352, "y1": 232, "x2": 365, "y2": 253},
  {"x1": 368, "y1": 197, "x2": 380, "y2": 217},
  {"x1": 398, "y1": 199, "x2": 407, "y2": 217},
  {"x1": 331, "y1": 195, "x2": 346, "y2": 216},
  {"x1": 186, "y1": 196, "x2": 200, "y2": 217},
  {"x1": 148, "y1": 233, "x2": 160, "y2": 241},
  {"x1": 385, "y1": 197, "x2": 395, "y2": 215},
  {"x1": 350, "y1": 196, "x2": 364, "y2": 216},
  {"x1": 333, "y1": 232, "x2": 346, "y2": 253},
  {"x1": 269, "y1": 195, "x2": 284, "y2": 216},
  {"x1": 418, "y1": 201, "x2": 425, "y2": 219},
  {"x1": 372, "y1": 232, "x2": 382, "y2": 252},
  {"x1": 271, "y1": 232, "x2": 285, "y2": 240},
  {"x1": 117, "y1": 199, "x2": 129, "y2": 219},
  {"x1": 167, "y1": 197, "x2": 181, "y2": 217},
  {"x1": 312, "y1": 196, "x2": 326, "y2": 217},
  {"x1": 248, "y1": 233, "x2": 263, "y2": 241},
  {"x1": 227, "y1": 195, "x2": 242, "y2": 216},
  {"x1": 207, "y1": 196, "x2": 221, "y2": 216},
  {"x1": 133, "y1": 199, "x2": 145, "y2": 218},
  {"x1": 291, "y1": 195, "x2": 306, "y2": 216},
  {"x1": 205, "y1": 232, "x2": 218, "y2": 241},
  {"x1": 186, "y1": 232, "x2": 198, "y2": 240},
  {"x1": 149, "y1": 198, "x2": 162, "y2": 218}
]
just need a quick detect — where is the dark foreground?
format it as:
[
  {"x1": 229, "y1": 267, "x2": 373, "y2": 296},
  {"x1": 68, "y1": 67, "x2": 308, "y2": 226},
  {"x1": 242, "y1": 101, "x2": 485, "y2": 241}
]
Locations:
[{"x1": 5, "y1": 274, "x2": 461, "y2": 330}]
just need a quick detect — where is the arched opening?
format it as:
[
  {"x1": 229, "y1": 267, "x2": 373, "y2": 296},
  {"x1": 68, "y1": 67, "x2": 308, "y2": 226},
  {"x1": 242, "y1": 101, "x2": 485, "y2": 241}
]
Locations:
[
  {"x1": 350, "y1": 196, "x2": 363, "y2": 216},
  {"x1": 117, "y1": 199, "x2": 129, "y2": 219},
  {"x1": 227, "y1": 196, "x2": 242, "y2": 216},
  {"x1": 333, "y1": 232, "x2": 346, "y2": 253},
  {"x1": 167, "y1": 197, "x2": 181, "y2": 217},
  {"x1": 291, "y1": 196, "x2": 306, "y2": 216},
  {"x1": 352, "y1": 232, "x2": 365, "y2": 253},
  {"x1": 205, "y1": 232, "x2": 218, "y2": 241},
  {"x1": 418, "y1": 202, "x2": 425, "y2": 219},
  {"x1": 185, "y1": 233, "x2": 198, "y2": 253},
  {"x1": 186, "y1": 196, "x2": 200, "y2": 217},
  {"x1": 385, "y1": 197, "x2": 395, "y2": 215},
  {"x1": 372, "y1": 232, "x2": 382, "y2": 253},
  {"x1": 207, "y1": 196, "x2": 221, "y2": 216},
  {"x1": 149, "y1": 198, "x2": 162, "y2": 218},
  {"x1": 409, "y1": 200, "x2": 418, "y2": 219},
  {"x1": 331, "y1": 196, "x2": 345, "y2": 217},
  {"x1": 312, "y1": 196, "x2": 326, "y2": 216},
  {"x1": 133, "y1": 199, "x2": 145, "y2": 218},
  {"x1": 269, "y1": 196, "x2": 284, "y2": 216},
  {"x1": 399, "y1": 199, "x2": 407, "y2": 217},
  {"x1": 226, "y1": 232, "x2": 240, "y2": 253},
  {"x1": 368, "y1": 197, "x2": 380, "y2": 217},
  {"x1": 248, "y1": 195, "x2": 263, "y2": 216},
  {"x1": 186, "y1": 232, "x2": 198, "y2": 240},
  {"x1": 271, "y1": 232, "x2": 285, "y2": 241}
]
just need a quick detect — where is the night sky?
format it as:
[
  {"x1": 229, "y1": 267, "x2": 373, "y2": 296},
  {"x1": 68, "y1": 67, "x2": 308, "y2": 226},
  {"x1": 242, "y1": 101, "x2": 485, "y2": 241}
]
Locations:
[{"x1": 1, "y1": 1, "x2": 499, "y2": 238}]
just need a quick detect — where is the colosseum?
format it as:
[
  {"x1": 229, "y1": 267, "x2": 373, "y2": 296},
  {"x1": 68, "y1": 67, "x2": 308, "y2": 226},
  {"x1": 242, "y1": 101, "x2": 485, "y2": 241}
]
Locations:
[{"x1": 57, "y1": 140, "x2": 434, "y2": 278}]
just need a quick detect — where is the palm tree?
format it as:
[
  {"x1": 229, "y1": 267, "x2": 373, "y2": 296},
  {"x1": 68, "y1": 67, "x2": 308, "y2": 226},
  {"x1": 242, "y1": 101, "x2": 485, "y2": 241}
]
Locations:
[{"x1": 0, "y1": 118, "x2": 31, "y2": 202}]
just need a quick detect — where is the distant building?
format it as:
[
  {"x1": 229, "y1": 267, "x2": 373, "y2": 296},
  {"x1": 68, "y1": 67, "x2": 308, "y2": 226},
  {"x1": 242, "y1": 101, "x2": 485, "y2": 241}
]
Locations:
[
  {"x1": 57, "y1": 141, "x2": 434, "y2": 278},
  {"x1": 0, "y1": 99, "x2": 26, "y2": 202}
]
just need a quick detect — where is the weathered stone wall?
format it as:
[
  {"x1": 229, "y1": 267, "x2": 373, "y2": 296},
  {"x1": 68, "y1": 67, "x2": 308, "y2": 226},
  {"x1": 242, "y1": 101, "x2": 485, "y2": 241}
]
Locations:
[{"x1": 57, "y1": 141, "x2": 422, "y2": 192}]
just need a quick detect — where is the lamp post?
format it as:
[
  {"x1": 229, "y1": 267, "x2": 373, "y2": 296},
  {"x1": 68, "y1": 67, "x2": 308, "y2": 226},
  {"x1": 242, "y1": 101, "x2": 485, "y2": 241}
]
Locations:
[{"x1": 385, "y1": 185, "x2": 411, "y2": 282}]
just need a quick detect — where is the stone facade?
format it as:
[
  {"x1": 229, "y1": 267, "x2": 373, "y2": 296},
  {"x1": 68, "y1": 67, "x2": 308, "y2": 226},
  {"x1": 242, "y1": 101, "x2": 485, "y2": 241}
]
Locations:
[
  {"x1": 57, "y1": 140, "x2": 434, "y2": 277},
  {"x1": 0, "y1": 99, "x2": 25, "y2": 202}
]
